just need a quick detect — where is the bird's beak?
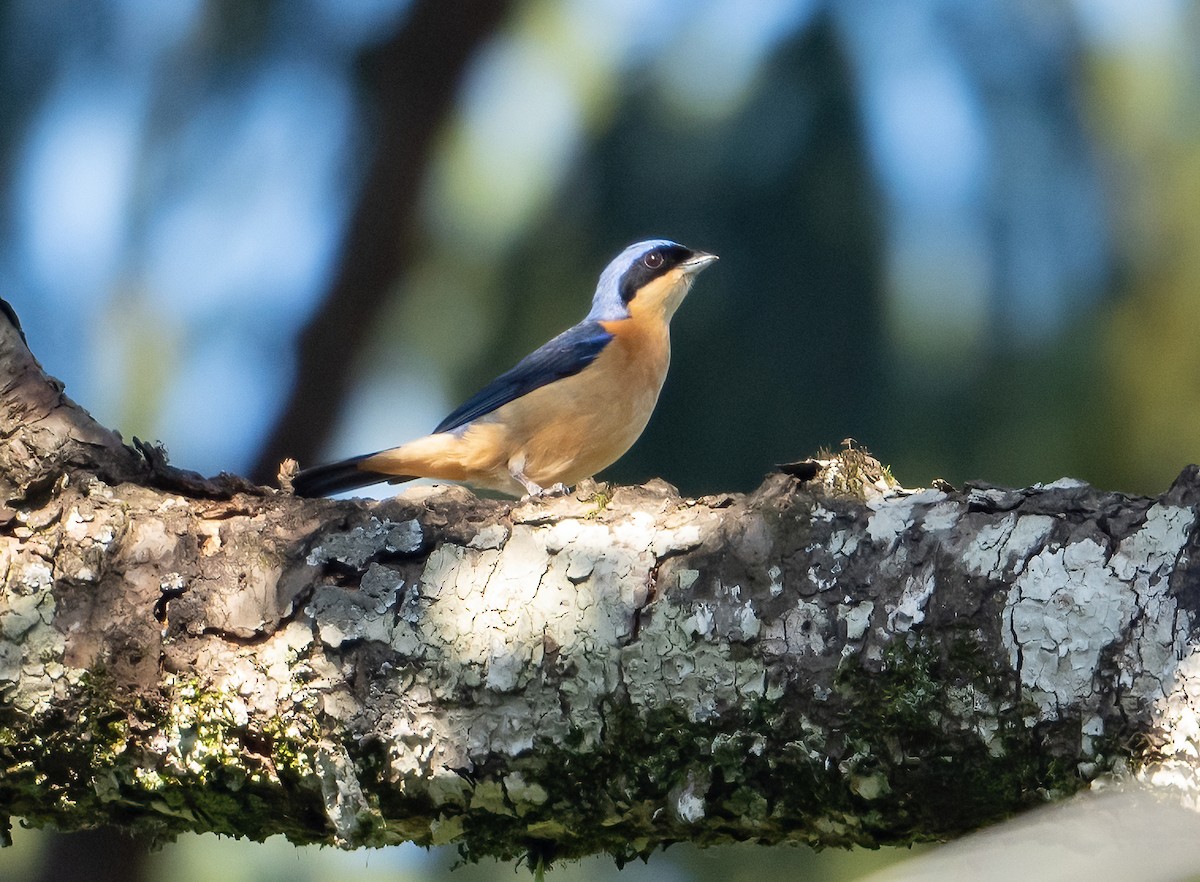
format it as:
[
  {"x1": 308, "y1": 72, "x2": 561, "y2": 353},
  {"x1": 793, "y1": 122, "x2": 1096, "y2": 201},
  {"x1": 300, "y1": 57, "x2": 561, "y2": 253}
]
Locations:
[{"x1": 681, "y1": 251, "x2": 718, "y2": 274}]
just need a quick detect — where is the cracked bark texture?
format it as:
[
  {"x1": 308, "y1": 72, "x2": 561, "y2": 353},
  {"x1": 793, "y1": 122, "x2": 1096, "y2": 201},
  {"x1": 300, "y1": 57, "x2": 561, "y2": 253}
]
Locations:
[{"x1": 2, "y1": 307, "x2": 1200, "y2": 864}]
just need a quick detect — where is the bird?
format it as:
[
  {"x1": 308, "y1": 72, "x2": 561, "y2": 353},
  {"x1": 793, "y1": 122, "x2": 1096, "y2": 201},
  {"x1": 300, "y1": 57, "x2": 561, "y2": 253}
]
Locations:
[{"x1": 291, "y1": 239, "x2": 718, "y2": 499}]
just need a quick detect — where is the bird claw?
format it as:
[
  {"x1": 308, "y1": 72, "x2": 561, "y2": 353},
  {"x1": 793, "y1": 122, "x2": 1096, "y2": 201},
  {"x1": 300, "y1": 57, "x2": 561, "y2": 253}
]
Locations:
[{"x1": 521, "y1": 482, "x2": 571, "y2": 499}]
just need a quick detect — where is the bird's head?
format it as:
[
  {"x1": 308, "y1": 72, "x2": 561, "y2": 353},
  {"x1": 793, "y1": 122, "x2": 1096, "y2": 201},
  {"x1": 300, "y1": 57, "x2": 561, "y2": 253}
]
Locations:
[{"x1": 588, "y1": 239, "x2": 718, "y2": 323}]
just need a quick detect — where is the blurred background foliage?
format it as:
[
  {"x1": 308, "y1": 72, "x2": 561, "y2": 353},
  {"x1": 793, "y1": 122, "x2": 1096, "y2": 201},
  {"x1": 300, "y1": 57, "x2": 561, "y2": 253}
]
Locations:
[{"x1": 1, "y1": 0, "x2": 1197, "y2": 879}]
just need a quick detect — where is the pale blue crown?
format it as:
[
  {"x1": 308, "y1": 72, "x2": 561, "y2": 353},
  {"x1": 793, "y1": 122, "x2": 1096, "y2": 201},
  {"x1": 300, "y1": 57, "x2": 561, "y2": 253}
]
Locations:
[{"x1": 586, "y1": 239, "x2": 682, "y2": 322}]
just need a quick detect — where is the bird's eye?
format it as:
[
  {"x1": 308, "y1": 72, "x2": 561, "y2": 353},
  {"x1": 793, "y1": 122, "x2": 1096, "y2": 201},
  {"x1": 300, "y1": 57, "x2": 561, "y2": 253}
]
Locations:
[{"x1": 643, "y1": 251, "x2": 664, "y2": 269}]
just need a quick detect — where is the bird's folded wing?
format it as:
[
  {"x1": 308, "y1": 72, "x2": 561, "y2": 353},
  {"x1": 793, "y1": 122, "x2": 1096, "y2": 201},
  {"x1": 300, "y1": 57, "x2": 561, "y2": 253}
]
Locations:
[{"x1": 433, "y1": 320, "x2": 614, "y2": 433}]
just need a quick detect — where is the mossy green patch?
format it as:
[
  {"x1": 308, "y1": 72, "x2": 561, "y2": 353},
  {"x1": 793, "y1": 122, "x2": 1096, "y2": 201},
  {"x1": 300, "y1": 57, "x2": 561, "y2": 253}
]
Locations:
[
  {"x1": 833, "y1": 636, "x2": 1085, "y2": 840},
  {"x1": 0, "y1": 668, "x2": 333, "y2": 849}
]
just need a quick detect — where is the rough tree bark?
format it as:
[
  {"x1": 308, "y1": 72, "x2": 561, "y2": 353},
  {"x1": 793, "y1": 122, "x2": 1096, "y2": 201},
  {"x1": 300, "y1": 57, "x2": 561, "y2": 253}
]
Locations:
[{"x1": 2, "y1": 304, "x2": 1199, "y2": 866}]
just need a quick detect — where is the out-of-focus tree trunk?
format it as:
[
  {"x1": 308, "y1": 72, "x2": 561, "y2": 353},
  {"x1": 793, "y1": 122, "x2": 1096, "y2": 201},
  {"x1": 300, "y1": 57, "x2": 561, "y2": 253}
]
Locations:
[{"x1": 251, "y1": 0, "x2": 515, "y2": 484}]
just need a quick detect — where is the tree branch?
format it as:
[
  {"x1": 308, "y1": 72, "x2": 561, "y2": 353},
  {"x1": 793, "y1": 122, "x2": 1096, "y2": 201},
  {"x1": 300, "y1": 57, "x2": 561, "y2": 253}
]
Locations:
[{"x1": 2, "y1": 304, "x2": 1199, "y2": 864}]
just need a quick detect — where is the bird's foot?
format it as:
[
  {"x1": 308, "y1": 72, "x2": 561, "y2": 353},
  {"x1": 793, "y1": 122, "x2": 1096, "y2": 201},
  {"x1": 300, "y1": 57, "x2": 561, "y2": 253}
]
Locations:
[{"x1": 519, "y1": 481, "x2": 571, "y2": 499}]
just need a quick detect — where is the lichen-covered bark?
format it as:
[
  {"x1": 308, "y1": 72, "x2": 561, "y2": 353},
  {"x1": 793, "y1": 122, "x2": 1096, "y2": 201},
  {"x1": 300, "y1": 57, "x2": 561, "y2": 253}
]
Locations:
[{"x1": 2, "y1": 306, "x2": 1200, "y2": 863}]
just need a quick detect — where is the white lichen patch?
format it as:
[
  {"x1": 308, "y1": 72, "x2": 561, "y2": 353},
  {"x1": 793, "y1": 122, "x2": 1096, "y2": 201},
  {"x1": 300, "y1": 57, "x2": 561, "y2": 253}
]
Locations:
[
  {"x1": 360, "y1": 563, "x2": 404, "y2": 613},
  {"x1": 624, "y1": 592, "x2": 775, "y2": 722},
  {"x1": 652, "y1": 524, "x2": 703, "y2": 557},
  {"x1": 962, "y1": 514, "x2": 1055, "y2": 578},
  {"x1": 1110, "y1": 505, "x2": 1193, "y2": 584},
  {"x1": 682, "y1": 602, "x2": 715, "y2": 638},
  {"x1": 734, "y1": 597, "x2": 762, "y2": 640},
  {"x1": 1006, "y1": 504, "x2": 1195, "y2": 723},
  {"x1": 464, "y1": 699, "x2": 537, "y2": 757},
  {"x1": 826, "y1": 530, "x2": 859, "y2": 557},
  {"x1": 0, "y1": 642, "x2": 21, "y2": 682},
  {"x1": 805, "y1": 565, "x2": 836, "y2": 593},
  {"x1": 887, "y1": 568, "x2": 935, "y2": 632},
  {"x1": 385, "y1": 519, "x2": 424, "y2": 554},
  {"x1": 961, "y1": 514, "x2": 1015, "y2": 575},
  {"x1": 1, "y1": 589, "x2": 45, "y2": 639},
  {"x1": 1120, "y1": 505, "x2": 1200, "y2": 795},
  {"x1": 760, "y1": 600, "x2": 829, "y2": 658},
  {"x1": 679, "y1": 582, "x2": 760, "y2": 643},
  {"x1": 921, "y1": 500, "x2": 961, "y2": 533},
  {"x1": 126, "y1": 519, "x2": 177, "y2": 564},
  {"x1": 203, "y1": 561, "x2": 284, "y2": 637},
  {"x1": 307, "y1": 517, "x2": 422, "y2": 569},
  {"x1": 668, "y1": 769, "x2": 709, "y2": 824},
  {"x1": 839, "y1": 601, "x2": 874, "y2": 642},
  {"x1": 15, "y1": 559, "x2": 52, "y2": 593},
  {"x1": 767, "y1": 564, "x2": 783, "y2": 596},
  {"x1": 317, "y1": 743, "x2": 381, "y2": 847},
  {"x1": 1008, "y1": 540, "x2": 1129, "y2": 712},
  {"x1": 468, "y1": 524, "x2": 508, "y2": 550},
  {"x1": 866, "y1": 499, "x2": 914, "y2": 547},
  {"x1": 810, "y1": 505, "x2": 836, "y2": 523},
  {"x1": 1037, "y1": 477, "x2": 1090, "y2": 491},
  {"x1": 388, "y1": 514, "x2": 670, "y2": 751},
  {"x1": 0, "y1": 552, "x2": 67, "y2": 713},
  {"x1": 309, "y1": 585, "x2": 394, "y2": 648},
  {"x1": 866, "y1": 489, "x2": 946, "y2": 548},
  {"x1": 966, "y1": 487, "x2": 1016, "y2": 509},
  {"x1": 1145, "y1": 650, "x2": 1200, "y2": 800},
  {"x1": 63, "y1": 507, "x2": 97, "y2": 541},
  {"x1": 543, "y1": 520, "x2": 612, "y2": 582}
]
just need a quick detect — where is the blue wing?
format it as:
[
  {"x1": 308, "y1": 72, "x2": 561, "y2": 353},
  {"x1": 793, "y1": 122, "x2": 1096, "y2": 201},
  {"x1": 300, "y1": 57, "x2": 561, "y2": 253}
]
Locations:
[{"x1": 434, "y1": 321, "x2": 614, "y2": 434}]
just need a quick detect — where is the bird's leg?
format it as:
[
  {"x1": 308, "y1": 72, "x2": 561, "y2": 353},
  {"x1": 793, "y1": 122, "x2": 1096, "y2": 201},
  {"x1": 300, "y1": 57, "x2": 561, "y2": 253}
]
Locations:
[
  {"x1": 513, "y1": 471, "x2": 546, "y2": 497},
  {"x1": 508, "y1": 464, "x2": 572, "y2": 499},
  {"x1": 508, "y1": 456, "x2": 545, "y2": 497}
]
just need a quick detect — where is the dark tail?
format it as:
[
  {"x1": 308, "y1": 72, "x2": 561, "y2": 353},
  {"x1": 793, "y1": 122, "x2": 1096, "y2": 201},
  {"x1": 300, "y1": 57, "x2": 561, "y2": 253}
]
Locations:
[{"x1": 292, "y1": 453, "x2": 413, "y2": 498}]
